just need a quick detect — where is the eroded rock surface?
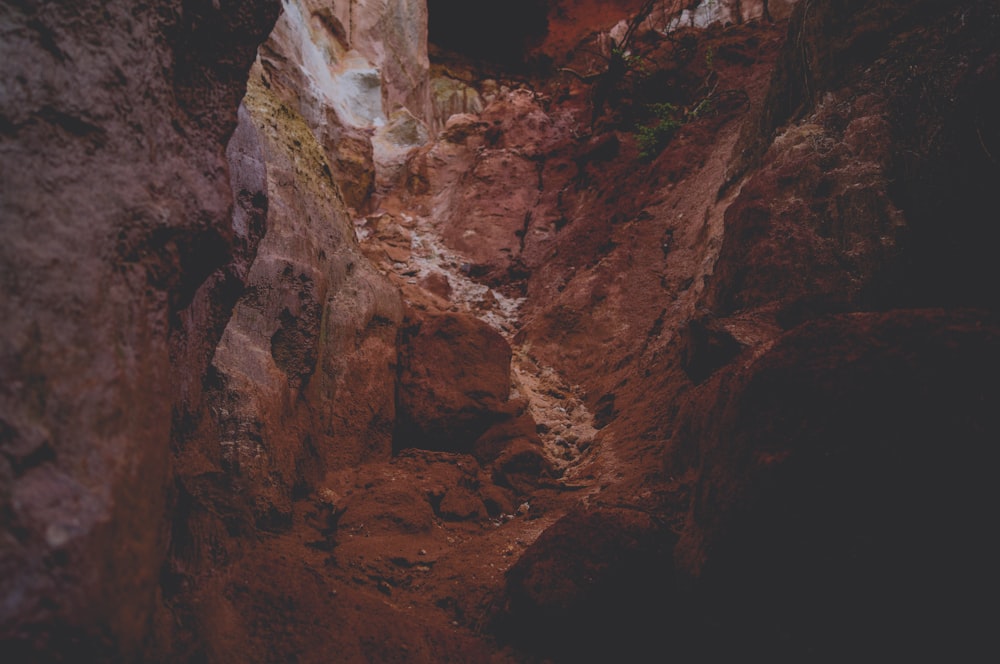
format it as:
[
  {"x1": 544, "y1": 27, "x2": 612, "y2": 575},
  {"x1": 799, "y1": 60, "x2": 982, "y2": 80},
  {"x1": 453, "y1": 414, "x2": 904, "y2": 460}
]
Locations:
[
  {"x1": 395, "y1": 310, "x2": 512, "y2": 453},
  {"x1": 173, "y1": 66, "x2": 403, "y2": 546},
  {"x1": 0, "y1": 0, "x2": 280, "y2": 659},
  {"x1": 5, "y1": 0, "x2": 1000, "y2": 661}
]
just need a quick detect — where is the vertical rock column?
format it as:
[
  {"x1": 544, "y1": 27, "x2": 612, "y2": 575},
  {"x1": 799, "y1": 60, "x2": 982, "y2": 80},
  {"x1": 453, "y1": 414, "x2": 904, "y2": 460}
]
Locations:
[
  {"x1": 0, "y1": 0, "x2": 280, "y2": 659},
  {"x1": 169, "y1": 0, "x2": 438, "y2": 568},
  {"x1": 173, "y1": 65, "x2": 404, "y2": 540}
]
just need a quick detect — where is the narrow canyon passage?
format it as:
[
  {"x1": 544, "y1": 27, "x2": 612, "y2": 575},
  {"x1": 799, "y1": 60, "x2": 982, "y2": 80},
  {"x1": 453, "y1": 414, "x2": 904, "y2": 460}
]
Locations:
[{"x1": 3, "y1": 1, "x2": 1000, "y2": 662}]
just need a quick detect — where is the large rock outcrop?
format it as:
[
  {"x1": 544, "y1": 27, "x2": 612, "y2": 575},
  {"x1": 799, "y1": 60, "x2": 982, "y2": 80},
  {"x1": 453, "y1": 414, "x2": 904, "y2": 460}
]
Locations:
[
  {"x1": 394, "y1": 311, "x2": 512, "y2": 452},
  {"x1": 718, "y1": 0, "x2": 1000, "y2": 319},
  {"x1": 667, "y1": 310, "x2": 1000, "y2": 659},
  {"x1": 171, "y1": 66, "x2": 404, "y2": 551},
  {"x1": 155, "y1": 3, "x2": 509, "y2": 658},
  {"x1": 657, "y1": 0, "x2": 1000, "y2": 658},
  {"x1": 0, "y1": 0, "x2": 280, "y2": 659}
]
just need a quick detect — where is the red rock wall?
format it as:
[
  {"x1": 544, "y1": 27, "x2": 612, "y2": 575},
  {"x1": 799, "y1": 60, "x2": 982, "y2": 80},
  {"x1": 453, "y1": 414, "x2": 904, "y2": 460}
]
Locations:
[
  {"x1": 677, "y1": 8, "x2": 1000, "y2": 656},
  {"x1": 490, "y1": 0, "x2": 998, "y2": 657},
  {"x1": 0, "y1": 0, "x2": 280, "y2": 659},
  {"x1": 719, "y1": 0, "x2": 1000, "y2": 315},
  {"x1": 169, "y1": 63, "x2": 403, "y2": 559}
]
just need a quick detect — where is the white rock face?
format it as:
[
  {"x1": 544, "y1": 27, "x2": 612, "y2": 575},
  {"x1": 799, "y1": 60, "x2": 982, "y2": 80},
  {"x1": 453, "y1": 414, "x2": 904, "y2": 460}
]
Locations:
[
  {"x1": 273, "y1": 0, "x2": 378, "y2": 128},
  {"x1": 327, "y1": 0, "x2": 432, "y2": 123},
  {"x1": 269, "y1": 0, "x2": 433, "y2": 192},
  {"x1": 618, "y1": 0, "x2": 799, "y2": 37},
  {"x1": 332, "y1": 52, "x2": 386, "y2": 128}
]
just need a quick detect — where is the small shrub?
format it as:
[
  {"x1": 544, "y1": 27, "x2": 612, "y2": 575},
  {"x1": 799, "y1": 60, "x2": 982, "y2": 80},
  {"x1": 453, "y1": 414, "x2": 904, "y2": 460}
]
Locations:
[{"x1": 636, "y1": 102, "x2": 682, "y2": 160}]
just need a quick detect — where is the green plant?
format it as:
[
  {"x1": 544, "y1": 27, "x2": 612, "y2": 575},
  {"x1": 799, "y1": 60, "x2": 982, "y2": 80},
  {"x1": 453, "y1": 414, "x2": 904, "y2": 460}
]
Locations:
[
  {"x1": 605, "y1": 42, "x2": 648, "y2": 79},
  {"x1": 687, "y1": 96, "x2": 713, "y2": 120},
  {"x1": 636, "y1": 102, "x2": 683, "y2": 160}
]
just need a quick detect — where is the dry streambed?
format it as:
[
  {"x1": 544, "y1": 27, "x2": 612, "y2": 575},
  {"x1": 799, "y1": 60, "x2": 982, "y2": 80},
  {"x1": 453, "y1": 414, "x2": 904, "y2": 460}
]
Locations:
[{"x1": 356, "y1": 208, "x2": 603, "y2": 481}]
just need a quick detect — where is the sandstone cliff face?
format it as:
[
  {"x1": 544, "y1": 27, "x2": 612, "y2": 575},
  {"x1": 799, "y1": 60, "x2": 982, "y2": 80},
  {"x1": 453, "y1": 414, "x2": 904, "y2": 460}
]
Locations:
[
  {"x1": 330, "y1": 0, "x2": 432, "y2": 123},
  {"x1": 725, "y1": 0, "x2": 1000, "y2": 312},
  {"x1": 159, "y1": 0, "x2": 434, "y2": 652},
  {"x1": 165, "y1": 0, "x2": 451, "y2": 549},
  {"x1": 172, "y1": 66, "x2": 403, "y2": 551},
  {"x1": 662, "y1": 2, "x2": 1000, "y2": 656},
  {"x1": 0, "y1": 0, "x2": 280, "y2": 659},
  {"x1": 156, "y1": 3, "x2": 538, "y2": 659}
]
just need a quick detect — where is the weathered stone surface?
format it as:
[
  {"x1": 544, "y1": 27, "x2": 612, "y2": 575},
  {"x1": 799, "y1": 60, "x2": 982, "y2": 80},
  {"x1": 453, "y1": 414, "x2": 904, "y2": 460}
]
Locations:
[
  {"x1": 430, "y1": 76, "x2": 484, "y2": 132},
  {"x1": 709, "y1": 107, "x2": 905, "y2": 319},
  {"x1": 490, "y1": 438, "x2": 557, "y2": 494},
  {"x1": 417, "y1": 86, "x2": 578, "y2": 281},
  {"x1": 418, "y1": 271, "x2": 452, "y2": 299},
  {"x1": 328, "y1": 0, "x2": 432, "y2": 124},
  {"x1": 714, "y1": 0, "x2": 1000, "y2": 321},
  {"x1": 395, "y1": 311, "x2": 513, "y2": 452},
  {"x1": 439, "y1": 147, "x2": 537, "y2": 271},
  {"x1": 256, "y1": 0, "x2": 433, "y2": 210},
  {"x1": 469, "y1": 401, "x2": 554, "y2": 492},
  {"x1": 265, "y1": 0, "x2": 429, "y2": 127},
  {"x1": 0, "y1": 0, "x2": 280, "y2": 658},
  {"x1": 174, "y1": 64, "x2": 403, "y2": 546}
]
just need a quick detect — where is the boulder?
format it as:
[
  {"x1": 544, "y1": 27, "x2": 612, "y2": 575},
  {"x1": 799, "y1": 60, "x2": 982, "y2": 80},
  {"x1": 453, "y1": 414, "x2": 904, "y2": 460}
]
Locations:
[
  {"x1": 471, "y1": 401, "x2": 540, "y2": 465},
  {"x1": 395, "y1": 311, "x2": 513, "y2": 452}
]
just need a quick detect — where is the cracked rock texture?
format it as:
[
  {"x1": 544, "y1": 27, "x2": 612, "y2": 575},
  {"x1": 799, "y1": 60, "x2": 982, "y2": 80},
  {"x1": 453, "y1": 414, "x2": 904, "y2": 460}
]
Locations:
[{"x1": 0, "y1": 0, "x2": 280, "y2": 659}]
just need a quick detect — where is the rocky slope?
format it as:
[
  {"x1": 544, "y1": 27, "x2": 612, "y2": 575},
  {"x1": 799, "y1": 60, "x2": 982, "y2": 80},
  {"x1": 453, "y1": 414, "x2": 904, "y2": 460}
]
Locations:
[
  {"x1": 497, "y1": 0, "x2": 1000, "y2": 659},
  {"x1": 3, "y1": 0, "x2": 999, "y2": 661}
]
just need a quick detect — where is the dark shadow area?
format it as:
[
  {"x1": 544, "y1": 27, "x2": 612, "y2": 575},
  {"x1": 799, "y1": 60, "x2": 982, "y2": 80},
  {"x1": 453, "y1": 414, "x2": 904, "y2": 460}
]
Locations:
[{"x1": 427, "y1": 0, "x2": 549, "y2": 68}]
